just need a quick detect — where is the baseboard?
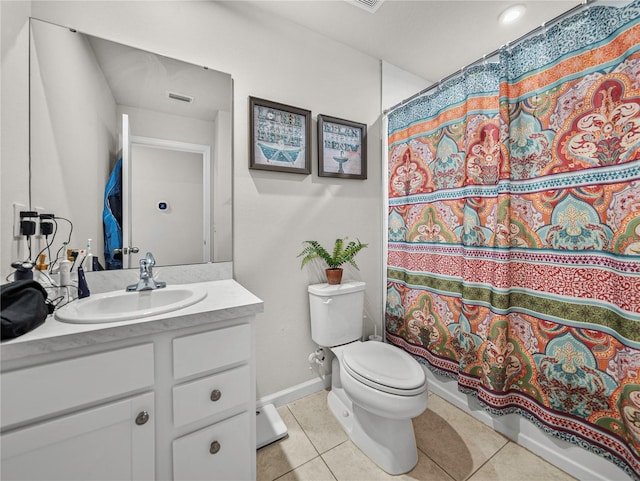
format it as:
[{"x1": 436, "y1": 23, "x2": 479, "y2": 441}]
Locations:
[
  {"x1": 256, "y1": 375, "x2": 331, "y2": 409},
  {"x1": 424, "y1": 368, "x2": 633, "y2": 481}
]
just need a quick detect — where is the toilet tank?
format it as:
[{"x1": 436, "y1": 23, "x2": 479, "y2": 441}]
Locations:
[{"x1": 308, "y1": 281, "x2": 365, "y2": 347}]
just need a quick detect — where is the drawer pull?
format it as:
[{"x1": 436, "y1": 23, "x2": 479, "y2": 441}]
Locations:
[
  {"x1": 210, "y1": 389, "x2": 222, "y2": 402},
  {"x1": 135, "y1": 411, "x2": 150, "y2": 425},
  {"x1": 209, "y1": 440, "x2": 221, "y2": 454}
]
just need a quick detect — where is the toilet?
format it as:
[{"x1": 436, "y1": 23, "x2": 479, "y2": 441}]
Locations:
[{"x1": 308, "y1": 281, "x2": 428, "y2": 475}]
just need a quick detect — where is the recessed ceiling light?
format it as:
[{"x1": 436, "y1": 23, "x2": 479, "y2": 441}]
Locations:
[{"x1": 499, "y1": 4, "x2": 526, "y2": 24}]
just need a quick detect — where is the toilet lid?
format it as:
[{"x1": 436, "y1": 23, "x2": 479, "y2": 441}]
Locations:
[{"x1": 342, "y1": 342, "x2": 426, "y2": 396}]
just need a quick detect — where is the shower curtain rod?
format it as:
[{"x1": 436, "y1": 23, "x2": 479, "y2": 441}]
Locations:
[{"x1": 384, "y1": 0, "x2": 595, "y2": 116}]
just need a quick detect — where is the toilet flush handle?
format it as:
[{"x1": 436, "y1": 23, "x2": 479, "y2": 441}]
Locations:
[{"x1": 323, "y1": 298, "x2": 333, "y2": 305}]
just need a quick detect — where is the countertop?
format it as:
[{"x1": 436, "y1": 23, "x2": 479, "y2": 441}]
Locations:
[{"x1": 1, "y1": 279, "x2": 263, "y2": 363}]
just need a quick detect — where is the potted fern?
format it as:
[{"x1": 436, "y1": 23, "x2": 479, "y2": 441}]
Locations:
[{"x1": 298, "y1": 237, "x2": 368, "y2": 284}]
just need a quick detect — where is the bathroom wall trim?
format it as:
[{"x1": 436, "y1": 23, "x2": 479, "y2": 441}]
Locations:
[
  {"x1": 256, "y1": 376, "x2": 331, "y2": 409},
  {"x1": 424, "y1": 368, "x2": 632, "y2": 481}
]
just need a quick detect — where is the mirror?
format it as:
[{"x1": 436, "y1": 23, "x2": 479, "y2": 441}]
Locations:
[{"x1": 29, "y1": 18, "x2": 233, "y2": 270}]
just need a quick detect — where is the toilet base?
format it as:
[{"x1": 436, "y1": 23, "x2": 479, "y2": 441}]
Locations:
[{"x1": 327, "y1": 387, "x2": 419, "y2": 475}]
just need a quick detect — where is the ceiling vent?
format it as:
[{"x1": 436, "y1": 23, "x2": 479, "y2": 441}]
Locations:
[
  {"x1": 167, "y1": 91, "x2": 194, "y2": 103},
  {"x1": 345, "y1": 0, "x2": 385, "y2": 13}
]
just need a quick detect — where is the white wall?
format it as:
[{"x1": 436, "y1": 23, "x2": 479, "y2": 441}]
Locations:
[
  {"x1": 2, "y1": 0, "x2": 382, "y2": 400},
  {"x1": 30, "y1": 18, "x2": 117, "y2": 265},
  {"x1": 213, "y1": 110, "x2": 233, "y2": 261},
  {"x1": 1, "y1": 1, "x2": 33, "y2": 274},
  {"x1": 381, "y1": 60, "x2": 431, "y2": 112}
]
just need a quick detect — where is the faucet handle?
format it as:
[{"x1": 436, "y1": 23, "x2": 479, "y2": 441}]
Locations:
[
  {"x1": 141, "y1": 252, "x2": 156, "y2": 267},
  {"x1": 127, "y1": 252, "x2": 165, "y2": 291}
]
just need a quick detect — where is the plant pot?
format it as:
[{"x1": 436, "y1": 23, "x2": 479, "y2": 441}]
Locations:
[{"x1": 326, "y1": 268, "x2": 343, "y2": 285}]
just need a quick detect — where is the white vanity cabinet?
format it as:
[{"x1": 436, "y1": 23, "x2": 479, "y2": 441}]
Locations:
[{"x1": 0, "y1": 279, "x2": 262, "y2": 481}]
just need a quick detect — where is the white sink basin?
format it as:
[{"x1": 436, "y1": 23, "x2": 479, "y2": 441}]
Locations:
[{"x1": 55, "y1": 285, "x2": 207, "y2": 324}]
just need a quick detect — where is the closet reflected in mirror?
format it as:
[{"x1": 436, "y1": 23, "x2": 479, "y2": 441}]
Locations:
[{"x1": 30, "y1": 18, "x2": 233, "y2": 270}]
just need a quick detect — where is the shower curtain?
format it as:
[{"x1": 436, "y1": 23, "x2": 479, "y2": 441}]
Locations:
[{"x1": 386, "y1": 1, "x2": 640, "y2": 478}]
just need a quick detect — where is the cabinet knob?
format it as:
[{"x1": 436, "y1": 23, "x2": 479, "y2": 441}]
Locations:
[
  {"x1": 210, "y1": 389, "x2": 222, "y2": 402},
  {"x1": 209, "y1": 440, "x2": 221, "y2": 454},
  {"x1": 135, "y1": 411, "x2": 150, "y2": 425}
]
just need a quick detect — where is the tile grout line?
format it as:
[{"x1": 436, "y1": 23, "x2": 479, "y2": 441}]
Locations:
[
  {"x1": 462, "y1": 439, "x2": 510, "y2": 481},
  {"x1": 266, "y1": 404, "x2": 321, "y2": 481},
  {"x1": 416, "y1": 446, "x2": 456, "y2": 481},
  {"x1": 285, "y1": 403, "x2": 324, "y2": 458},
  {"x1": 319, "y1": 453, "x2": 340, "y2": 481},
  {"x1": 272, "y1": 456, "x2": 337, "y2": 481},
  {"x1": 285, "y1": 400, "x2": 344, "y2": 481}
]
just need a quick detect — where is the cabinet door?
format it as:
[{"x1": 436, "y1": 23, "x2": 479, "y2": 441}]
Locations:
[
  {"x1": 1, "y1": 392, "x2": 154, "y2": 481},
  {"x1": 173, "y1": 411, "x2": 252, "y2": 481}
]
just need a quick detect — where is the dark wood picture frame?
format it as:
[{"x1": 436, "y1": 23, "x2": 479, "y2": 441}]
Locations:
[
  {"x1": 249, "y1": 96, "x2": 311, "y2": 174},
  {"x1": 317, "y1": 114, "x2": 367, "y2": 180}
]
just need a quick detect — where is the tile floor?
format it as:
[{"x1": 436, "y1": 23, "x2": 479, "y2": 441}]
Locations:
[{"x1": 257, "y1": 390, "x2": 577, "y2": 481}]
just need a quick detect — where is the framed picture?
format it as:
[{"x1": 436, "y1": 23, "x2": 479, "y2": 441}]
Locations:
[
  {"x1": 249, "y1": 96, "x2": 311, "y2": 174},
  {"x1": 318, "y1": 114, "x2": 367, "y2": 180}
]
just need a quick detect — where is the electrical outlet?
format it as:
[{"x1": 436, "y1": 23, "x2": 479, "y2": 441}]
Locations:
[
  {"x1": 34, "y1": 206, "x2": 45, "y2": 237},
  {"x1": 13, "y1": 202, "x2": 26, "y2": 238}
]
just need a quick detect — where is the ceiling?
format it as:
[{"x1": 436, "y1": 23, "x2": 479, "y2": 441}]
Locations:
[
  {"x1": 247, "y1": 0, "x2": 583, "y2": 83},
  {"x1": 88, "y1": 33, "x2": 232, "y2": 120}
]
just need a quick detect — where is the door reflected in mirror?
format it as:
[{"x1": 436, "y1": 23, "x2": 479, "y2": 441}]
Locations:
[{"x1": 30, "y1": 18, "x2": 233, "y2": 270}]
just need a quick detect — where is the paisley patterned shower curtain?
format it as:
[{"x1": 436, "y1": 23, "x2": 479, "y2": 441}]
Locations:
[{"x1": 386, "y1": 1, "x2": 640, "y2": 478}]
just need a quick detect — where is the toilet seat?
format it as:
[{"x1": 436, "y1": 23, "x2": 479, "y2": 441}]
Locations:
[{"x1": 342, "y1": 342, "x2": 426, "y2": 396}]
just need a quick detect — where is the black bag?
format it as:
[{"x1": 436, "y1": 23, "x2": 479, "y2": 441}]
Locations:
[{"x1": 1, "y1": 280, "x2": 53, "y2": 340}]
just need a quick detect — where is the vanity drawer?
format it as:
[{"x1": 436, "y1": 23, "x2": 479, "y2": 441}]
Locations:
[
  {"x1": 173, "y1": 365, "x2": 250, "y2": 427},
  {"x1": 173, "y1": 323, "x2": 250, "y2": 379},
  {"x1": 1, "y1": 343, "x2": 154, "y2": 429},
  {"x1": 173, "y1": 411, "x2": 252, "y2": 481}
]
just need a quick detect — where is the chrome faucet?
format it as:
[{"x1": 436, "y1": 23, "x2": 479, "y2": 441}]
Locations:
[{"x1": 126, "y1": 252, "x2": 167, "y2": 291}]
